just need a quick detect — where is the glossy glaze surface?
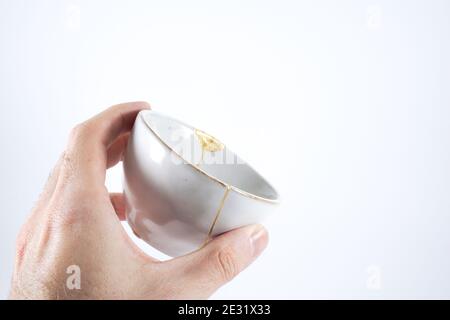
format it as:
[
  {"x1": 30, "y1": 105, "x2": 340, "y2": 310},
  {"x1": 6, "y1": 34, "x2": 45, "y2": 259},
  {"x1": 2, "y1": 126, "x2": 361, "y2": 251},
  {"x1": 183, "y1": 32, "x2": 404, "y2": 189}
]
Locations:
[{"x1": 123, "y1": 110, "x2": 279, "y2": 256}]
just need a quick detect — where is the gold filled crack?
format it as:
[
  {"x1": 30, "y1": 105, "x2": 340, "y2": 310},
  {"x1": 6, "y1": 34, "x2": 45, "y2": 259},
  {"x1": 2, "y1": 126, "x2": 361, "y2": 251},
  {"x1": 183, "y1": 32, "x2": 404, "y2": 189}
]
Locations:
[
  {"x1": 199, "y1": 185, "x2": 231, "y2": 249},
  {"x1": 195, "y1": 129, "x2": 224, "y2": 166}
]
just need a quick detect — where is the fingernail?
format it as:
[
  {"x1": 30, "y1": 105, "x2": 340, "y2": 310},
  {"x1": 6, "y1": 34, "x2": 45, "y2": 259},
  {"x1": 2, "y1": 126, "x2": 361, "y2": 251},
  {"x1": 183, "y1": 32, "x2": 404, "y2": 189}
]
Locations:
[{"x1": 249, "y1": 225, "x2": 269, "y2": 258}]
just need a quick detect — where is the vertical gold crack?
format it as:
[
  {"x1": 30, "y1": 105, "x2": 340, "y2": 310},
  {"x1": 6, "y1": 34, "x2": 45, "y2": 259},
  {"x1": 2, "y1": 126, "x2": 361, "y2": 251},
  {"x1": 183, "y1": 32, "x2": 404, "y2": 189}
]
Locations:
[
  {"x1": 199, "y1": 185, "x2": 231, "y2": 249},
  {"x1": 195, "y1": 128, "x2": 224, "y2": 166},
  {"x1": 197, "y1": 148, "x2": 205, "y2": 166}
]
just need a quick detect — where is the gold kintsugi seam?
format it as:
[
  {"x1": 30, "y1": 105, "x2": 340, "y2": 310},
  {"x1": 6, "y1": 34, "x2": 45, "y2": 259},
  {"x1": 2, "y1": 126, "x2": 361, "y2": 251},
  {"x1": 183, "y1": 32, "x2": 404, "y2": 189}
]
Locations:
[
  {"x1": 195, "y1": 128, "x2": 224, "y2": 166},
  {"x1": 140, "y1": 111, "x2": 280, "y2": 204},
  {"x1": 199, "y1": 185, "x2": 231, "y2": 249}
]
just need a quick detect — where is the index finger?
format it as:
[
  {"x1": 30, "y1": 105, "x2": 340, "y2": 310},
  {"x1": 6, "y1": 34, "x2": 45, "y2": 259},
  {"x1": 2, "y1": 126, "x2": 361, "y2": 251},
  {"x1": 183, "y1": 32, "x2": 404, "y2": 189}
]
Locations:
[
  {"x1": 88, "y1": 101, "x2": 151, "y2": 147},
  {"x1": 63, "y1": 101, "x2": 150, "y2": 186}
]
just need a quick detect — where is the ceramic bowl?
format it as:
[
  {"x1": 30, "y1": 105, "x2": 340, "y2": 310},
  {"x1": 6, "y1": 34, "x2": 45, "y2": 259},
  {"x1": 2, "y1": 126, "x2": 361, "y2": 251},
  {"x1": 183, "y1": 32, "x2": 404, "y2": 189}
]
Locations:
[{"x1": 123, "y1": 110, "x2": 279, "y2": 257}]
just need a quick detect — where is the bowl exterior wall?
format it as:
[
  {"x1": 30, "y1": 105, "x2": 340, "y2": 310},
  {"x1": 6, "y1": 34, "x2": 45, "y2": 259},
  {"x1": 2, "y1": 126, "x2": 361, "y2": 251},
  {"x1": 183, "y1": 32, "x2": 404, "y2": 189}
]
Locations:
[
  {"x1": 123, "y1": 111, "x2": 277, "y2": 257},
  {"x1": 211, "y1": 188, "x2": 276, "y2": 237},
  {"x1": 124, "y1": 114, "x2": 226, "y2": 256}
]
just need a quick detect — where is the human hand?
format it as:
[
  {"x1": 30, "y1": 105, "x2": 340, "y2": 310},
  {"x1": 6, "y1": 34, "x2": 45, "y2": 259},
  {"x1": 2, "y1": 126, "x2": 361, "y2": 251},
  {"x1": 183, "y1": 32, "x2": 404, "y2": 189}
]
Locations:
[{"x1": 9, "y1": 102, "x2": 269, "y2": 299}]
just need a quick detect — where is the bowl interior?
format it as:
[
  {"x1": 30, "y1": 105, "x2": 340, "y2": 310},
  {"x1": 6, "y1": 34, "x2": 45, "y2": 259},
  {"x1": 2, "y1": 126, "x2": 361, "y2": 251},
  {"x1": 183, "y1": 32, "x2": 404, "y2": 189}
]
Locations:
[{"x1": 141, "y1": 111, "x2": 279, "y2": 202}]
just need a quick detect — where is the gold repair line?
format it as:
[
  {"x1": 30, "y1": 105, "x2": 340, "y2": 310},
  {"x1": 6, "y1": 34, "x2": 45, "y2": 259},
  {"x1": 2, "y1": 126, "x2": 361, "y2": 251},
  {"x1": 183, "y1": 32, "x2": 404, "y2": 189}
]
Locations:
[
  {"x1": 196, "y1": 149, "x2": 204, "y2": 166},
  {"x1": 199, "y1": 185, "x2": 231, "y2": 249},
  {"x1": 195, "y1": 128, "x2": 224, "y2": 167},
  {"x1": 141, "y1": 114, "x2": 280, "y2": 204}
]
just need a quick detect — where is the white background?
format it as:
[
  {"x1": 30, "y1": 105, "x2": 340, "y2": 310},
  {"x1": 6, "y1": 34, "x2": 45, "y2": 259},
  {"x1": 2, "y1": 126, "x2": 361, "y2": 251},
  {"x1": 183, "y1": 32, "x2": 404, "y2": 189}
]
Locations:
[{"x1": 1, "y1": 0, "x2": 450, "y2": 299}]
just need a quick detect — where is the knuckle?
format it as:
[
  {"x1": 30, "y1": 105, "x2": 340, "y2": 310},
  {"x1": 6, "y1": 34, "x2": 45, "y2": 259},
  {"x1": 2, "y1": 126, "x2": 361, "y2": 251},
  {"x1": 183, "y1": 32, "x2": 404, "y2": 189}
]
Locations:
[
  {"x1": 15, "y1": 226, "x2": 31, "y2": 261},
  {"x1": 59, "y1": 150, "x2": 76, "y2": 183},
  {"x1": 68, "y1": 121, "x2": 98, "y2": 148},
  {"x1": 210, "y1": 246, "x2": 240, "y2": 282},
  {"x1": 70, "y1": 121, "x2": 92, "y2": 140}
]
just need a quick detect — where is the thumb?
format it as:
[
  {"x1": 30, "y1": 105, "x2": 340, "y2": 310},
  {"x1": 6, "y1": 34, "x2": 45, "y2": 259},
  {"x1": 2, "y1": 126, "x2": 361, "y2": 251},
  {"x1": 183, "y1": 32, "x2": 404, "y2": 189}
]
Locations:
[{"x1": 166, "y1": 224, "x2": 269, "y2": 299}]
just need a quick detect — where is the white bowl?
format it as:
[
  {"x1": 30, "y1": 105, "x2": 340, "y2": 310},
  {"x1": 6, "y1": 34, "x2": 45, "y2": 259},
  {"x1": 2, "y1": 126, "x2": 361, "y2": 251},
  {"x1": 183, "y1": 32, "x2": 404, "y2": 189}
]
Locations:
[{"x1": 123, "y1": 110, "x2": 279, "y2": 257}]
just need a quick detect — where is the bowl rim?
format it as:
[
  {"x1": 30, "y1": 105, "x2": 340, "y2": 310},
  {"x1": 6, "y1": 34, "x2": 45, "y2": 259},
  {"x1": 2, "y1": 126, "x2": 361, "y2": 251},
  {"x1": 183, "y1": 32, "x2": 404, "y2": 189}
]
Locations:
[{"x1": 138, "y1": 110, "x2": 280, "y2": 204}]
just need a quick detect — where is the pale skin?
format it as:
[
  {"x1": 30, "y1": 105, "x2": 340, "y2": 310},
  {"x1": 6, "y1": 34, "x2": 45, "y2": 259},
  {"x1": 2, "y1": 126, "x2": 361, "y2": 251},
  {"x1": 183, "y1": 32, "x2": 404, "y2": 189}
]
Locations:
[{"x1": 9, "y1": 102, "x2": 268, "y2": 299}]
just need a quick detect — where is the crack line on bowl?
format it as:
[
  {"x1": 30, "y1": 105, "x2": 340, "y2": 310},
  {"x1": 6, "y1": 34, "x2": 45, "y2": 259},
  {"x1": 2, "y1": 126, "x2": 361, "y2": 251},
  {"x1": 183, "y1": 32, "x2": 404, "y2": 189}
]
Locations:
[
  {"x1": 199, "y1": 185, "x2": 231, "y2": 249},
  {"x1": 140, "y1": 111, "x2": 279, "y2": 204},
  {"x1": 194, "y1": 128, "x2": 224, "y2": 166}
]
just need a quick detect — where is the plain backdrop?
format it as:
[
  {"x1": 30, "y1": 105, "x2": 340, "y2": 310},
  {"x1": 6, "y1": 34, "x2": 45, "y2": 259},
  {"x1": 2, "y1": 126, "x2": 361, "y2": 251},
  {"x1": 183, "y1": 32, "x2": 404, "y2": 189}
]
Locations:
[{"x1": 1, "y1": 0, "x2": 450, "y2": 299}]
